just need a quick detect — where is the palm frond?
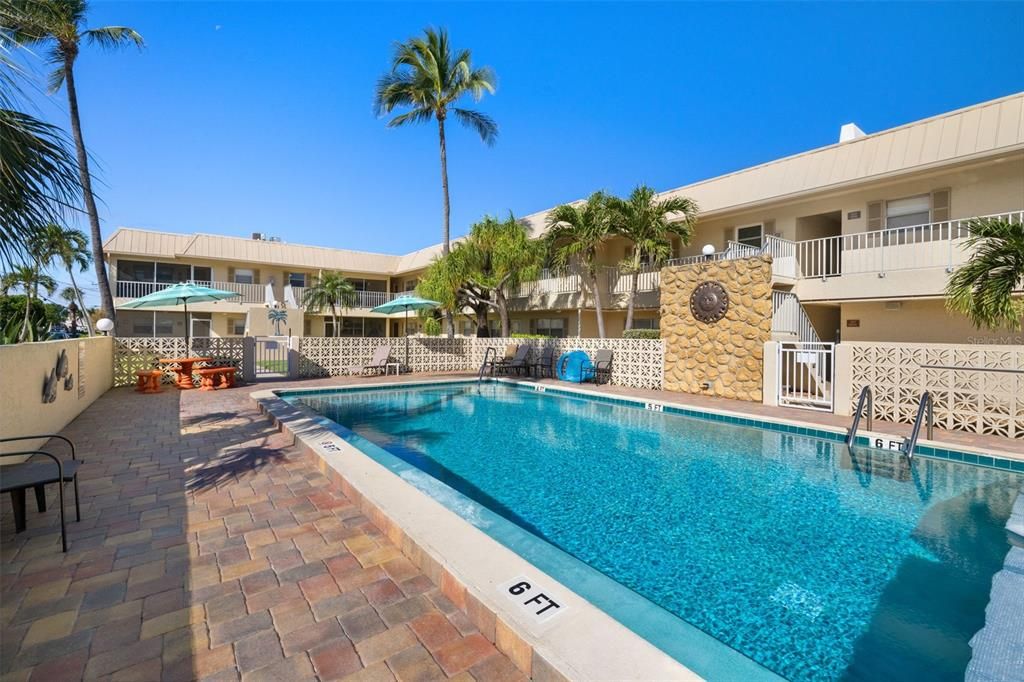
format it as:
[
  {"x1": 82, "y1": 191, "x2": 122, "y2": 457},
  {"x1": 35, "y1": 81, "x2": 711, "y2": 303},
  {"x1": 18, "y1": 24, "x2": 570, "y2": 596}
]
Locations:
[
  {"x1": 83, "y1": 25, "x2": 144, "y2": 50},
  {"x1": 451, "y1": 107, "x2": 497, "y2": 145},
  {"x1": 945, "y1": 218, "x2": 1024, "y2": 331}
]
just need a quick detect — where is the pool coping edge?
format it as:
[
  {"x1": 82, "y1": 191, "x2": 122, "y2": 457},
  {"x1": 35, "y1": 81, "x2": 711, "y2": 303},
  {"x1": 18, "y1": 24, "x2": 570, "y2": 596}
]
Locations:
[{"x1": 252, "y1": 383, "x2": 701, "y2": 682}]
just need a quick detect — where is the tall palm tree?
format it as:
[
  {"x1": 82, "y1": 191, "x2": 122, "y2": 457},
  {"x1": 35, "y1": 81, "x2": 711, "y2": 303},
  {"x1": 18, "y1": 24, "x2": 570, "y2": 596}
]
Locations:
[
  {"x1": 7, "y1": 264, "x2": 56, "y2": 340},
  {"x1": 0, "y1": 27, "x2": 81, "y2": 267},
  {"x1": 374, "y1": 27, "x2": 497, "y2": 337},
  {"x1": 608, "y1": 186, "x2": 699, "y2": 330},
  {"x1": 7, "y1": 0, "x2": 143, "y2": 322},
  {"x1": 30, "y1": 222, "x2": 93, "y2": 334},
  {"x1": 546, "y1": 192, "x2": 617, "y2": 339},
  {"x1": 946, "y1": 217, "x2": 1024, "y2": 331},
  {"x1": 302, "y1": 273, "x2": 358, "y2": 337},
  {"x1": 59, "y1": 284, "x2": 80, "y2": 332}
]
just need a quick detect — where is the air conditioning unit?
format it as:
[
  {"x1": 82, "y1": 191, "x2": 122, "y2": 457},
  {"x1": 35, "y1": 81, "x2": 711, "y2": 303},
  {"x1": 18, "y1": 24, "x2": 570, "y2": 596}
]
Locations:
[{"x1": 251, "y1": 232, "x2": 264, "y2": 240}]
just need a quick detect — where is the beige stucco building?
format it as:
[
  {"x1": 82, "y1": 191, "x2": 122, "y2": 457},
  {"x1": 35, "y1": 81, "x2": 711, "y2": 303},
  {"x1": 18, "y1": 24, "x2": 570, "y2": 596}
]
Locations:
[{"x1": 105, "y1": 92, "x2": 1024, "y2": 343}]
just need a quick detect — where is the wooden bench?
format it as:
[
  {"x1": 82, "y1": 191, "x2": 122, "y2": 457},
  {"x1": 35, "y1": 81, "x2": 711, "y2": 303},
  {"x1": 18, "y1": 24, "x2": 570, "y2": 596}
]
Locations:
[
  {"x1": 0, "y1": 435, "x2": 82, "y2": 553},
  {"x1": 135, "y1": 369, "x2": 162, "y2": 393},
  {"x1": 195, "y1": 366, "x2": 237, "y2": 391}
]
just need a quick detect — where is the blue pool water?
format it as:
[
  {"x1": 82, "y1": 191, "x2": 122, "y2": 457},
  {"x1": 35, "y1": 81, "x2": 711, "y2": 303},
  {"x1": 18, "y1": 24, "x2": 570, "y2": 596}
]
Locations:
[{"x1": 291, "y1": 382, "x2": 1022, "y2": 681}]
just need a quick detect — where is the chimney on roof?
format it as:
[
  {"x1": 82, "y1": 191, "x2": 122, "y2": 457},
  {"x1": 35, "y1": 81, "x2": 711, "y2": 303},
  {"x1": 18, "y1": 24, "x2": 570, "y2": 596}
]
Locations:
[{"x1": 839, "y1": 123, "x2": 866, "y2": 143}]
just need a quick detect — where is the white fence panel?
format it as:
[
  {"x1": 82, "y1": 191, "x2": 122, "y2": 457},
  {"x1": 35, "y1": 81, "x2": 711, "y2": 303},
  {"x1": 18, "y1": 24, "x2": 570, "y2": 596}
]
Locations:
[{"x1": 777, "y1": 342, "x2": 834, "y2": 412}]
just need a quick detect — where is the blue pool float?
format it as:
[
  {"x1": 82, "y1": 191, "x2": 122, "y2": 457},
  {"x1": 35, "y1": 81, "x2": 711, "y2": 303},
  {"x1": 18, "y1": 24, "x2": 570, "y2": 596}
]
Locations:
[{"x1": 556, "y1": 350, "x2": 594, "y2": 383}]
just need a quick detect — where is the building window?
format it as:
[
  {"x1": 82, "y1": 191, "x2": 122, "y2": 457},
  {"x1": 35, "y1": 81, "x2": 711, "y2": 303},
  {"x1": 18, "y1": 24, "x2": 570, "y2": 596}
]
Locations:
[
  {"x1": 118, "y1": 260, "x2": 156, "y2": 282},
  {"x1": 154, "y1": 312, "x2": 180, "y2": 337},
  {"x1": 341, "y1": 318, "x2": 364, "y2": 337},
  {"x1": 364, "y1": 319, "x2": 385, "y2": 337},
  {"x1": 191, "y1": 314, "x2": 212, "y2": 338},
  {"x1": 885, "y1": 194, "x2": 930, "y2": 229},
  {"x1": 632, "y1": 318, "x2": 659, "y2": 330},
  {"x1": 404, "y1": 279, "x2": 418, "y2": 292},
  {"x1": 156, "y1": 262, "x2": 190, "y2": 284},
  {"x1": 234, "y1": 268, "x2": 254, "y2": 285},
  {"x1": 288, "y1": 272, "x2": 306, "y2": 288},
  {"x1": 230, "y1": 318, "x2": 245, "y2": 336},
  {"x1": 131, "y1": 313, "x2": 154, "y2": 336},
  {"x1": 531, "y1": 318, "x2": 567, "y2": 338},
  {"x1": 735, "y1": 224, "x2": 763, "y2": 249},
  {"x1": 192, "y1": 266, "x2": 211, "y2": 283}
]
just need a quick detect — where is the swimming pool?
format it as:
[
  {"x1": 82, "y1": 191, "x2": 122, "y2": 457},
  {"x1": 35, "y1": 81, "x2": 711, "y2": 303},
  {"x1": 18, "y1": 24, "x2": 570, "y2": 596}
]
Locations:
[{"x1": 283, "y1": 380, "x2": 1022, "y2": 681}]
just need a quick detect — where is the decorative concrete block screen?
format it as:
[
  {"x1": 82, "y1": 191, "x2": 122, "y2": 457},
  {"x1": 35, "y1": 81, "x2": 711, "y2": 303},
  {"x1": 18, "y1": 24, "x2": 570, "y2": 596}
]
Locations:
[
  {"x1": 114, "y1": 337, "x2": 246, "y2": 386},
  {"x1": 660, "y1": 256, "x2": 773, "y2": 401},
  {"x1": 299, "y1": 337, "x2": 470, "y2": 376},
  {"x1": 849, "y1": 342, "x2": 1024, "y2": 438},
  {"x1": 466, "y1": 337, "x2": 665, "y2": 390}
]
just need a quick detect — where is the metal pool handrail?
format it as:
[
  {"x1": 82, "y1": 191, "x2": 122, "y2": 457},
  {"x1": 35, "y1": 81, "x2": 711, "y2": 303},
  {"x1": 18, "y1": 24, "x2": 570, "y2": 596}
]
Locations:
[
  {"x1": 477, "y1": 347, "x2": 496, "y2": 391},
  {"x1": 903, "y1": 392, "x2": 934, "y2": 461},
  {"x1": 846, "y1": 385, "x2": 873, "y2": 446}
]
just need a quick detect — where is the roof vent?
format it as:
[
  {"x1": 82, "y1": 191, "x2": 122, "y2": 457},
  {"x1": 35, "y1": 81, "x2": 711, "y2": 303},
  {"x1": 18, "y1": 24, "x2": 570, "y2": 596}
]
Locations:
[
  {"x1": 251, "y1": 232, "x2": 264, "y2": 240},
  {"x1": 839, "y1": 123, "x2": 866, "y2": 143}
]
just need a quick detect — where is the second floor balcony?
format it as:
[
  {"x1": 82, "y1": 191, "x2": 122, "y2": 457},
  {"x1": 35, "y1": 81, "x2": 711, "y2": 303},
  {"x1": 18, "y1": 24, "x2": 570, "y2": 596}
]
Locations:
[{"x1": 114, "y1": 279, "x2": 268, "y2": 304}]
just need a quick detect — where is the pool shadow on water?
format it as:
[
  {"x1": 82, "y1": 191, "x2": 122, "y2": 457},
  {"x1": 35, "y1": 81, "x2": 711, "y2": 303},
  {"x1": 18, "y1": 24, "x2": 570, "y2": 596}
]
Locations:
[{"x1": 841, "y1": 477, "x2": 1018, "y2": 682}]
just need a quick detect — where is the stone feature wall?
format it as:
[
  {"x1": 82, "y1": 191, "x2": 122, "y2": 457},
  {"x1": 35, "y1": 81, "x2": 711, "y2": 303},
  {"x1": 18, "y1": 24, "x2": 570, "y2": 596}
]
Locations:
[{"x1": 660, "y1": 256, "x2": 773, "y2": 400}]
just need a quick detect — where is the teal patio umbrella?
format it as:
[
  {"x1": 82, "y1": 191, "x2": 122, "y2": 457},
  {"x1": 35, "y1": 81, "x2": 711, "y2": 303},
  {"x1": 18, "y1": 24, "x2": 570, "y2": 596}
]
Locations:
[
  {"x1": 371, "y1": 294, "x2": 441, "y2": 369},
  {"x1": 120, "y1": 282, "x2": 241, "y2": 349}
]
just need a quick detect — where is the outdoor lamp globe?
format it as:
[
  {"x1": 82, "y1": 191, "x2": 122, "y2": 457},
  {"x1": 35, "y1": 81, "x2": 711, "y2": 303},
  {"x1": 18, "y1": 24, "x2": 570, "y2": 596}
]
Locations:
[
  {"x1": 96, "y1": 318, "x2": 114, "y2": 335},
  {"x1": 702, "y1": 244, "x2": 716, "y2": 256}
]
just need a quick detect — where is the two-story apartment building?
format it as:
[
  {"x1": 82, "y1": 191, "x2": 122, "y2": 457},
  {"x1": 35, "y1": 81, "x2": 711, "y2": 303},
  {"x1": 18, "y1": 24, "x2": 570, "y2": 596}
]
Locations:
[{"x1": 105, "y1": 92, "x2": 1024, "y2": 342}]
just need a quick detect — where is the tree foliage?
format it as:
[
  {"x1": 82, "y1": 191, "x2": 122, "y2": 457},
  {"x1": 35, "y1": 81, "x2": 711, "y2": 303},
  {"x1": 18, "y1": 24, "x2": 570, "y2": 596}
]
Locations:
[
  {"x1": 302, "y1": 273, "x2": 357, "y2": 336},
  {"x1": 945, "y1": 218, "x2": 1024, "y2": 331}
]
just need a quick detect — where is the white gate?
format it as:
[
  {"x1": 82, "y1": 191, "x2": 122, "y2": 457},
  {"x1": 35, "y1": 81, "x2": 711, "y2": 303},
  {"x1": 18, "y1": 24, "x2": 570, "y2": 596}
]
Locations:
[
  {"x1": 254, "y1": 336, "x2": 289, "y2": 378},
  {"x1": 777, "y1": 342, "x2": 834, "y2": 412}
]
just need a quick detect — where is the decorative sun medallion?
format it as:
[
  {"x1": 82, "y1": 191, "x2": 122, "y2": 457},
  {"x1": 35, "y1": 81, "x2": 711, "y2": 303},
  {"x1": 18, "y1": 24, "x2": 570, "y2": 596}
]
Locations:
[{"x1": 690, "y1": 281, "x2": 729, "y2": 323}]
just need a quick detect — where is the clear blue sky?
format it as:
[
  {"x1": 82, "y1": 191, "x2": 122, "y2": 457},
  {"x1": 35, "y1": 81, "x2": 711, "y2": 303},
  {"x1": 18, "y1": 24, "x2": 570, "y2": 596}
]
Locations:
[{"x1": 24, "y1": 1, "x2": 1024, "y2": 305}]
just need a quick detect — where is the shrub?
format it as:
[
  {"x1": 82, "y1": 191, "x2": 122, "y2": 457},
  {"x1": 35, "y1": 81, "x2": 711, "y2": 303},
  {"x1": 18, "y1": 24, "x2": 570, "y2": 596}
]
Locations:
[
  {"x1": 624, "y1": 329, "x2": 660, "y2": 340},
  {"x1": 511, "y1": 333, "x2": 551, "y2": 339},
  {"x1": 422, "y1": 317, "x2": 441, "y2": 336}
]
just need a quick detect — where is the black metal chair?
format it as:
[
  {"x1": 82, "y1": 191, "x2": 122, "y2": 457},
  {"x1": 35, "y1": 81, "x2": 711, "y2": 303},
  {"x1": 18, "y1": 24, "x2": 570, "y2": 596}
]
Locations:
[
  {"x1": 498, "y1": 345, "x2": 532, "y2": 376},
  {"x1": 0, "y1": 435, "x2": 82, "y2": 552},
  {"x1": 586, "y1": 349, "x2": 613, "y2": 384},
  {"x1": 530, "y1": 346, "x2": 556, "y2": 378}
]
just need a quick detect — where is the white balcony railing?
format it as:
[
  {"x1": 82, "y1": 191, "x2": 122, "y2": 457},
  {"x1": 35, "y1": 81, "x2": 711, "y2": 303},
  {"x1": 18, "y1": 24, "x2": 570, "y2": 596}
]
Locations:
[
  {"x1": 293, "y1": 288, "x2": 399, "y2": 312},
  {"x1": 795, "y1": 211, "x2": 1023, "y2": 279},
  {"x1": 114, "y1": 280, "x2": 266, "y2": 304},
  {"x1": 514, "y1": 268, "x2": 583, "y2": 298},
  {"x1": 605, "y1": 265, "x2": 660, "y2": 295}
]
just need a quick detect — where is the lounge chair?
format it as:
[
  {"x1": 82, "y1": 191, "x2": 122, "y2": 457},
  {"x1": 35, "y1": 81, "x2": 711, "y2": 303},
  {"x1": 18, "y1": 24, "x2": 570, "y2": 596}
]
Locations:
[
  {"x1": 583, "y1": 349, "x2": 613, "y2": 384},
  {"x1": 530, "y1": 346, "x2": 556, "y2": 378},
  {"x1": 347, "y1": 344, "x2": 391, "y2": 375},
  {"x1": 498, "y1": 345, "x2": 531, "y2": 376},
  {"x1": 483, "y1": 344, "x2": 517, "y2": 376}
]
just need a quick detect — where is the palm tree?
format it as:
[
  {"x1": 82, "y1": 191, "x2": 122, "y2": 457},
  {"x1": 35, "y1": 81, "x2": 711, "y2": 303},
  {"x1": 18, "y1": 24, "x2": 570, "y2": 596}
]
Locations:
[
  {"x1": 946, "y1": 217, "x2": 1024, "y2": 331},
  {"x1": 374, "y1": 27, "x2": 497, "y2": 337},
  {"x1": 7, "y1": 264, "x2": 56, "y2": 341},
  {"x1": 0, "y1": 26, "x2": 81, "y2": 267},
  {"x1": 608, "y1": 186, "x2": 699, "y2": 330},
  {"x1": 7, "y1": 0, "x2": 143, "y2": 322},
  {"x1": 29, "y1": 223, "x2": 93, "y2": 334},
  {"x1": 546, "y1": 192, "x2": 617, "y2": 339},
  {"x1": 302, "y1": 273, "x2": 358, "y2": 337},
  {"x1": 60, "y1": 284, "x2": 80, "y2": 332}
]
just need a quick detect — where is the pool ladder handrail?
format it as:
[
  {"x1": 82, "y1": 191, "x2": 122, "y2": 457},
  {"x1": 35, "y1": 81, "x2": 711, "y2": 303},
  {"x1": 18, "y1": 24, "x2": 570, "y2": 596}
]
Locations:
[
  {"x1": 477, "y1": 347, "x2": 497, "y2": 390},
  {"x1": 902, "y1": 391, "x2": 934, "y2": 461},
  {"x1": 846, "y1": 385, "x2": 873, "y2": 446}
]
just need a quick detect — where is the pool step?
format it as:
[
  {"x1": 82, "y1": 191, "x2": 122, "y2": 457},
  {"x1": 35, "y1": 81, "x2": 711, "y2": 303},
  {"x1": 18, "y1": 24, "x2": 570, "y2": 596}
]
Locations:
[{"x1": 965, "y1": 490, "x2": 1024, "y2": 681}]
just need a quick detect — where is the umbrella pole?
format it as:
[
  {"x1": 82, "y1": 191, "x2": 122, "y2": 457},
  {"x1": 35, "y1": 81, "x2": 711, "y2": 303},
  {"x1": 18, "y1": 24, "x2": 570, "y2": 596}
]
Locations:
[
  {"x1": 184, "y1": 298, "x2": 190, "y2": 353},
  {"x1": 405, "y1": 307, "x2": 409, "y2": 372}
]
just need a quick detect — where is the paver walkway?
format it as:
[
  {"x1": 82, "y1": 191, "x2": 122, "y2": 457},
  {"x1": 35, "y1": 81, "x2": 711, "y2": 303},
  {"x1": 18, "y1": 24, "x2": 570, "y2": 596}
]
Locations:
[{"x1": 0, "y1": 376, "x2": 524, "y2": 682}]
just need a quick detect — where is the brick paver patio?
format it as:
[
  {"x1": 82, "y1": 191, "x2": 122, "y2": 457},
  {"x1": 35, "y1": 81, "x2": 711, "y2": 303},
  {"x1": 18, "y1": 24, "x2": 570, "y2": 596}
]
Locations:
[{"x1": 0, "y1": 376, "x2": 524, "y2": 682}]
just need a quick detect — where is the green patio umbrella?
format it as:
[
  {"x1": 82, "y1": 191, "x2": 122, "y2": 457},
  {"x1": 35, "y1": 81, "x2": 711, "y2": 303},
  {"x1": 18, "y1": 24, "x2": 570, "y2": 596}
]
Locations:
[
  {"x1": 371, "y1": 294, "x2": 441, "y2": 370},
  {"x1": 120, "y1": 282, "x2": 241, "y2": 349}
]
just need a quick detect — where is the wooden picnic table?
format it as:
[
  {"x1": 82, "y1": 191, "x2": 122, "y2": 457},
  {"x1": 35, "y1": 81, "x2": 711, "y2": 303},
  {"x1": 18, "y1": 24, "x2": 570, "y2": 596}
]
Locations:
[{"x1": 158, "y1": 357, "x2": 212, "y2": 389}]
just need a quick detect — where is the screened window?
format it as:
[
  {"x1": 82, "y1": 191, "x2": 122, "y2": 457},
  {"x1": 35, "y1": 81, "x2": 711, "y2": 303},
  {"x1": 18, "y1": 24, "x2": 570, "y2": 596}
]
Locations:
[
  {"x1": 531, "y1": 318, "x2": 567, "y2": 338},
  {"x1": 230, "y1": 319, "x2": 245, "y2": 335},
  {"x1": 155, "y1": 312, "x2": 182, "y2": 337},
  {"x1": 363, "y1": 319, "x2": 385, "y2": 337},
  {"x1": 288, "y1": 272, "x2": 306, "y2": 288},
  {"x1": 156, "y1": 262, "x2": 191, "y2": 284},
  {"x1": 736, "y1": 224, "x2": 763, "y2": 249},
  {"x1": 192, "y1": 266, "x2": 211, "y2": 283},
  {"x1": 632, "y1": 318, "x2": 659, "y2": 330},
  {"x1": 341, "y1": 318, "x2": 364, "y2": 337},
  {"x1": 404, "y1": 279, "x2": 418, "y2": 292},
  {"x1": 191, "y1": 314, "x2": 212, "y2": 338},
  {"x1": 234, "y1": 268, "x2": 254, "y2": 285},
  {"x1": 131, "y1": 313, "x2": 154, "y2": 336},
  {"x1": 118, "y1": 260, "x2": 155, "y2": 282},
  {"x1": 885, "y1": 195, "x2": 930, "y2": 229}
]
